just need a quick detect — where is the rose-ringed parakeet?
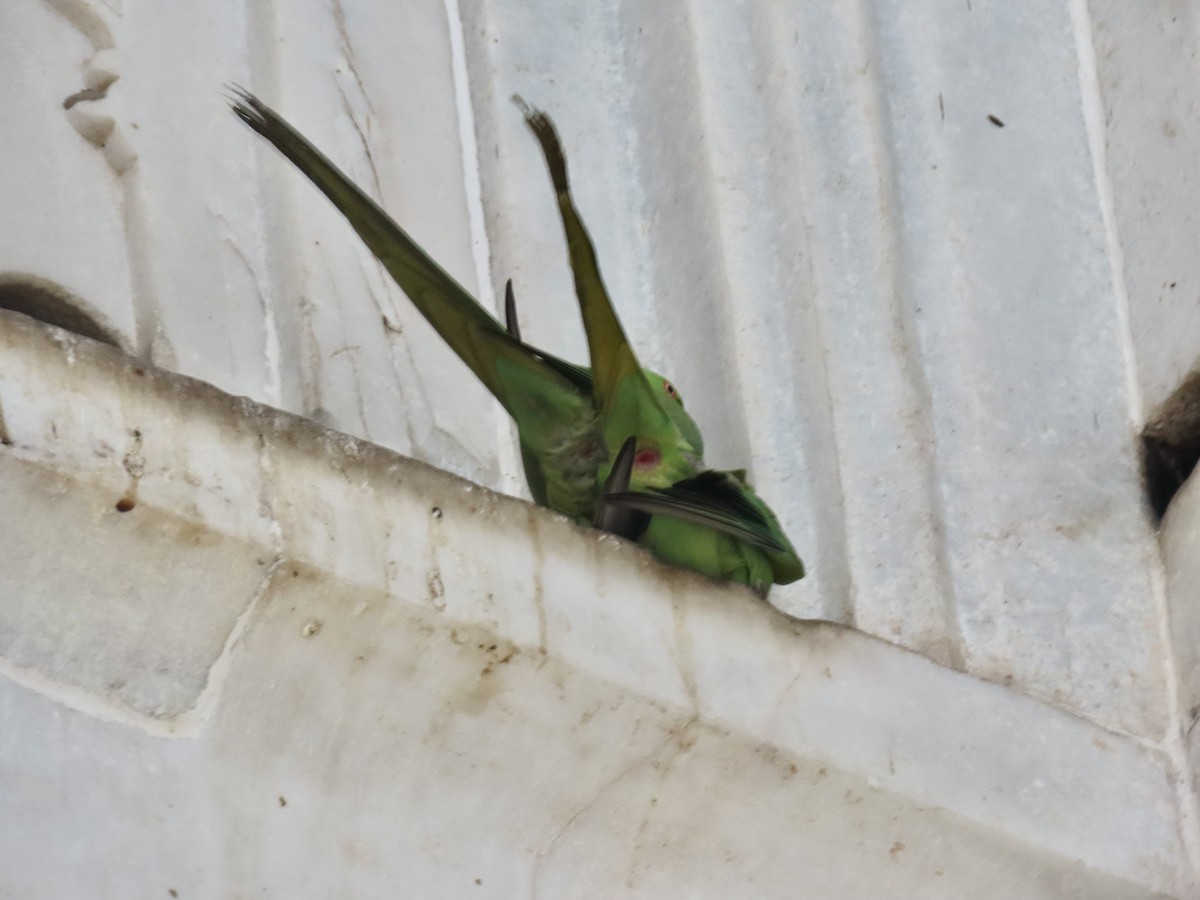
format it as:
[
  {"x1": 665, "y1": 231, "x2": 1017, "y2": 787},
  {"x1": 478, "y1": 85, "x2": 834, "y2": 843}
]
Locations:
[
  {"x1": 229, "y1": 87, "x2": 803, "y2": 594},
  {"x1": 515, "y1": 104, "x2": 803, "y2": 594}
]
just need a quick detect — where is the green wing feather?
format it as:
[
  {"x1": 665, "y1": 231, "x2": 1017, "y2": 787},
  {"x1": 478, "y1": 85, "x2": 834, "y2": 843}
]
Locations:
[
  {"x1": 602, "y1": 471, "x2": 805, "y2": 584},
  {"x1": 513, "y1": 102, "x2": 637, "y2": 415},
  {"x1": 231, "y1": 87, "x2": 566, "y2": 417},
  {"x1": 516, "y1": 99, "x2": 684, "y2": 463}
]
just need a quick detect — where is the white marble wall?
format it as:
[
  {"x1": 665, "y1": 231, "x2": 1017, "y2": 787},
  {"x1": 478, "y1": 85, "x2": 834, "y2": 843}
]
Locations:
[
  {"x1": 0, "y1": 309, "x2": 1189, "y2": 896},
  {"x1": 3, "y1": 1, "x2": 1200, "y2": 893}
]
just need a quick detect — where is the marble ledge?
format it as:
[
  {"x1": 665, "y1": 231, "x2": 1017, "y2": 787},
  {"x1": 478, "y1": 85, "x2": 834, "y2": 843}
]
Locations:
[{"x1": 0, "y1": 308, "x2": 1193, "y2": 896}]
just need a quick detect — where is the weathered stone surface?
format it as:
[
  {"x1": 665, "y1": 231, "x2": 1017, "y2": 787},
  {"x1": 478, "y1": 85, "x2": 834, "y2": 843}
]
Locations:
[{"x1": 0, "y1": 310, "x2": 1192, "y2": 895}]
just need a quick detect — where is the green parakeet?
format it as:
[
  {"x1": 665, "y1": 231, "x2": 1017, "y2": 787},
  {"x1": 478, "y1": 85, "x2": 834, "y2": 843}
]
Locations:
[
  {"x1": 230, "y1": 87, "x2": 686, "y2": 523},
  {"x1": 515, "y1": 104, "x2": 803, "y2": 594},
  {"x1": 229, "y1": 87, "x2": 803, "y2": 594}
]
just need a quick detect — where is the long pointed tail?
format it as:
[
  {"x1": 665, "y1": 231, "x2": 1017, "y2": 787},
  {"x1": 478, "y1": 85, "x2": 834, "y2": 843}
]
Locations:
[
  {"x1": 513, "y1": 97, "x2": 643, "y2": 421},
  {"x1": 230, "y1": 86, "x2": 515, "y2": 401}
]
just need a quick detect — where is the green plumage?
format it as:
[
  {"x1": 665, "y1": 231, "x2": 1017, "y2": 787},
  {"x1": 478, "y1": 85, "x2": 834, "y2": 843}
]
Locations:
[{"x1": 230, "y1": 87, "x2": 803, "y2": 594}]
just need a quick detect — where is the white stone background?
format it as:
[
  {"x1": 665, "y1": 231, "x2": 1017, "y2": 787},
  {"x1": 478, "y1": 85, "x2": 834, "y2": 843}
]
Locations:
[{"x1": 3, "y1": 0, "x2": 1200, "y2": 896}]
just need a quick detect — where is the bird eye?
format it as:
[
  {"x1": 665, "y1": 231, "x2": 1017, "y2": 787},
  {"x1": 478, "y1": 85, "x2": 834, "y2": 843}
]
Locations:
[{"x1": 663, "y1": 381, "x2": 681, "y2": 403}]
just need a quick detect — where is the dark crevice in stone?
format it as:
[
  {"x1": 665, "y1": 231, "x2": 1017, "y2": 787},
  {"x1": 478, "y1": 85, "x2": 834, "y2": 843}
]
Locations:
[
  {"x1": 1142, "y1": 368, "x2": 1200, "y2": 521},
  {"x1": 0, "y1": 275, "x2": 123, "y2": 349}
]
